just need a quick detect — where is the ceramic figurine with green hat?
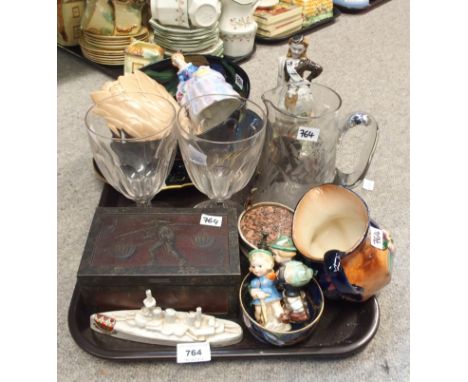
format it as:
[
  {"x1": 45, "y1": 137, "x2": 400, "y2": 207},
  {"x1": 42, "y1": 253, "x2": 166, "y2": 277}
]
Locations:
[
  {"x1": 270, "y1": 235, "x2": 315, "y2": 323},
  {"x1": 248, "y1": 248, "x2": 291, "y2": 332}
]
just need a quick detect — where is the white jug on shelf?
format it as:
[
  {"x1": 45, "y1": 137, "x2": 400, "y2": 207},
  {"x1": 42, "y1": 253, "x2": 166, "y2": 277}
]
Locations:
[{"x1": 219, "y1": 0, "x2": 260, "y2": 58}]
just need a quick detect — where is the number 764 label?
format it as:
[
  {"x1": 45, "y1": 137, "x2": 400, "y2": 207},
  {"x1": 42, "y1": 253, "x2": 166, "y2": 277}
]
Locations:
[
  {"x1": 177, "y1": 342, "x2": 211, "y2": 363},
  {"x1": 297, "y1": 127, "x2": 320, "y2": 142}
]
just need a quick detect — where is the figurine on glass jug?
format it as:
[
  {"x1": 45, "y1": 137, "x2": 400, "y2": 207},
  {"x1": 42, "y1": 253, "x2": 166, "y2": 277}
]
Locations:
[
  {"x1": 269, "y1": 236, "x2": 314, "y2": 323},
  {"x1": 278, "y1": 35, "x2": 322, "y2": 85},
  {"x1": 277, "y1": 34, "x2": 323, "y2": 114},
  {"x1": 219, "y1": 0, "x2": 260, "y2": 58},
  {"x1": 171, "y1": 52, "x2": 239, "y2": 133},
  {"x1": 248, "y1": 248, "x2": 291, "y2": 332},
  {"x1": 251, "y1": 34, "x2": 379, "y2": 208}
]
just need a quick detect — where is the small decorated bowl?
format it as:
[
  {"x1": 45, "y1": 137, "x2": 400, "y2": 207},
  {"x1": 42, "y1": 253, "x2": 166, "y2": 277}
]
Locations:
[
  {"x1": 238, "y1": 202, "x2": 294, "y2": 257},
  {"x1": 239, "y1": 273, "x2": 324, "y2": 347}
]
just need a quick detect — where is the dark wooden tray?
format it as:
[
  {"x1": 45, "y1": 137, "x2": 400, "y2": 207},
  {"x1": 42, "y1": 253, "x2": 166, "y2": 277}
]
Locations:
[
  {"x1": 255, "y1": 8, "x2": 340, "y2": 45},
  {"x1": 68, "y1": 184, "x2": 380, "y2": 360},
  {"x1": 69, "y1": 282, "x2": 379, "y2": 360},
  {"x1": 334, "y1": 0, "x2": 392, "y2": 14}
]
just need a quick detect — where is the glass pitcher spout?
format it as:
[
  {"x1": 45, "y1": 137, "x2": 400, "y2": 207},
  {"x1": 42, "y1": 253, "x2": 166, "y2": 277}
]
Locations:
[
  {"x1": 260, "y1": 86, "x2": 279, "y2": 110},
  {"x1": 261, "y1": 85, "x2": 282, "y2": 118}
]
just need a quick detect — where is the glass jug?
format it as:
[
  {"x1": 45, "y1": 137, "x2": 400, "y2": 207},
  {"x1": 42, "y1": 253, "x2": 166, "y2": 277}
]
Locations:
[{"x1": 251, "y1": 82, "x2": 379, "y2": 208}]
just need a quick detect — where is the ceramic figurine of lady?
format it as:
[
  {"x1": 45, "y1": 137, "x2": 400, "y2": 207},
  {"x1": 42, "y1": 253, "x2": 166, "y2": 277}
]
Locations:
[
  {"x1": 277, "y1": 34, "x2": 323, "y2": 86},
  {"x1": 171, "y1": 52, "x2": 239, "y2": 133},
  {"x1": 270, "y1": 236, "x2": 314, "y2": 323},
  {"x1": 248, "y1": 248, "x2": 291, "y2": 332},
  {"x1": 276, "y1": 35, "x2": 323, "y2": 115}
]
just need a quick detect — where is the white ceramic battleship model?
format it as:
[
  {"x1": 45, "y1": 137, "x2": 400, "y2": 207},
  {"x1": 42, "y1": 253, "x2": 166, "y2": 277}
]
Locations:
[{"x1": 90, "y1": 290, "x2": 243, "y2": 347}]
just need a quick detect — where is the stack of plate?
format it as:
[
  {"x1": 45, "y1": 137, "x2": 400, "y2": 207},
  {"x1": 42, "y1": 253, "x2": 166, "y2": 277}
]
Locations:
[
  {"x1": 149, "y1": 20, "x2": 223, "y2": 57},
  {"x1": 79, "y1": 27, "x2": 150, "y2": 66}
]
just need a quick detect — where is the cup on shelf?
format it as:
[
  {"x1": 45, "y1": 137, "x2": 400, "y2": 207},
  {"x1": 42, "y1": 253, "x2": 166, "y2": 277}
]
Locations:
[
  {"x1": 189, "y1": 0, "x2": 222, "y2": 28},
  {"x1": 151, "y1": 0, "x2": 190, "y2": 28}
]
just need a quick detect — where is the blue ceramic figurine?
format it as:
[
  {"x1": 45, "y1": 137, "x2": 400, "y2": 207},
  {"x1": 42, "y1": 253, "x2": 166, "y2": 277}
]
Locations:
[{"x1": 248, "y1": 248, "x2": 291, "y2": 332}]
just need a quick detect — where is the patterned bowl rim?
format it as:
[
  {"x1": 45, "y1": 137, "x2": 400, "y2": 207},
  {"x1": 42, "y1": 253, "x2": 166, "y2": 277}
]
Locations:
[
  {"x1": 237, "y1": 202, "x2": 295, "y2": 253},
  {"x1": 238, "y1": 272, "x2": 325, "y2": 335}
]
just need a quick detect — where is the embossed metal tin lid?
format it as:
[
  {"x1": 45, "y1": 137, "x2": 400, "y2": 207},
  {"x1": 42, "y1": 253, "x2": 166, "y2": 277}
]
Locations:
[{"x1": 77, "y1": 207, "x2": 240, "y2": 286}]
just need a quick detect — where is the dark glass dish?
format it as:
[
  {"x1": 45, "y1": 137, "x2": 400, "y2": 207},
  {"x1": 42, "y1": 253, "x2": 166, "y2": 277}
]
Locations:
[
  {"x1": 140, "y1": 55, "x2": 250, "y2": 99},
  {"x1": 58, "y1": 45, "x2": 254, "y2": 79}
]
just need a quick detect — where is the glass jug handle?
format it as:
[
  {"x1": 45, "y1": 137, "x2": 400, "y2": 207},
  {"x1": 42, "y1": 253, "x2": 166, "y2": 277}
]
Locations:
[{"x1": 335, "y1": 112, "x2": 379, "y2": 188}]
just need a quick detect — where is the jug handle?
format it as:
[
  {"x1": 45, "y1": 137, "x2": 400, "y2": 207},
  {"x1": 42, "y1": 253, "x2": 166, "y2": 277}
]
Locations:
[{"x1": 334, "y1": 112, "x2": 379, "y2": 188}]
